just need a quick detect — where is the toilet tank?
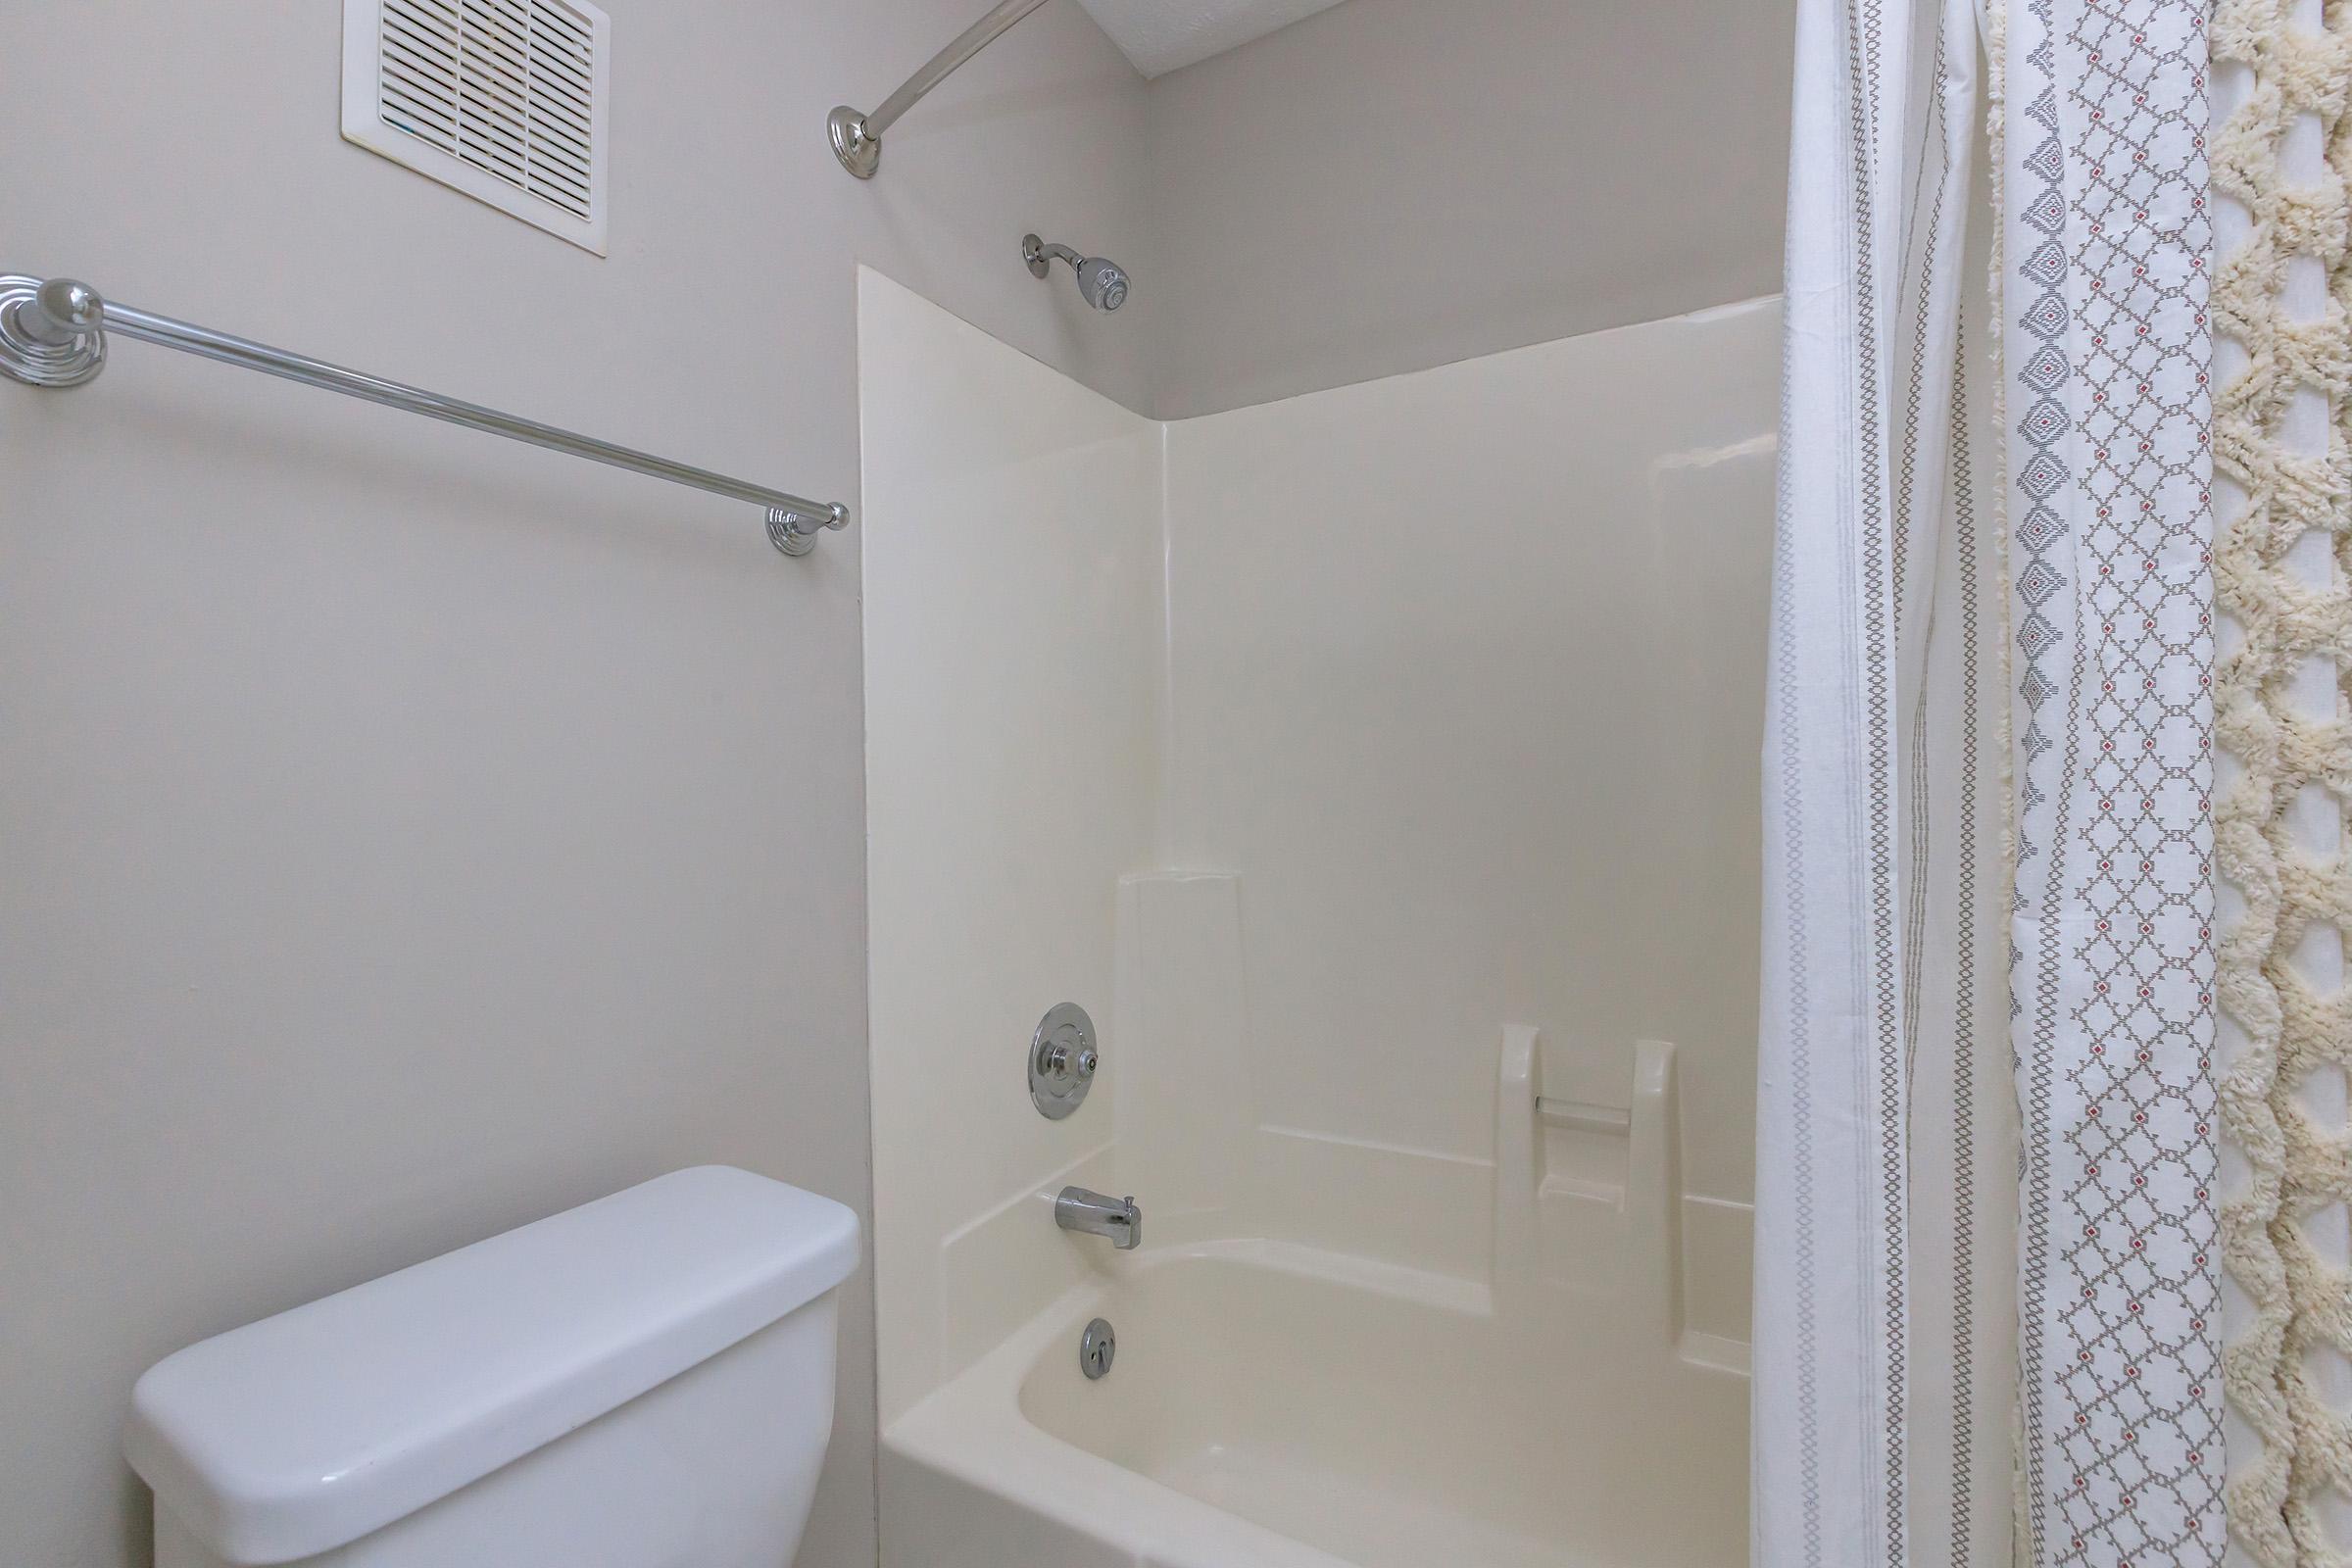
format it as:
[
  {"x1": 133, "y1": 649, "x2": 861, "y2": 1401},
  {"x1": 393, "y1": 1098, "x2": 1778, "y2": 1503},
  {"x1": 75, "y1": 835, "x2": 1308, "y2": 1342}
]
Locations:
[{"x1": 125, "y1": 1167, "x2": 860, "y2": 1568}]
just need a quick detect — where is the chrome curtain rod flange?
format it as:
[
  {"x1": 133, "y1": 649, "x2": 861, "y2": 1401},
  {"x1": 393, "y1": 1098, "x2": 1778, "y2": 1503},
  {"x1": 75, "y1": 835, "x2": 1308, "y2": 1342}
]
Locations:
[
  {"x1": 0, "y1": 273, "x2": 851, "y2": 558},
  {"x1": 830, "y1": 0, "x2": 1055, "y2": 179},
  {"x1": 0, "y1": 275, "x2": 105, "y2": 387}
]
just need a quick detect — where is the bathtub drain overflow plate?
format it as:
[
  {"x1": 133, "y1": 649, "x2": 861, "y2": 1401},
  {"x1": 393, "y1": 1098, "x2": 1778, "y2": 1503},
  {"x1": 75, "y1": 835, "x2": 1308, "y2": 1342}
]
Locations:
[{"x1": 1080, "y1": 1317, "x2": 1116, "y2": 1380}]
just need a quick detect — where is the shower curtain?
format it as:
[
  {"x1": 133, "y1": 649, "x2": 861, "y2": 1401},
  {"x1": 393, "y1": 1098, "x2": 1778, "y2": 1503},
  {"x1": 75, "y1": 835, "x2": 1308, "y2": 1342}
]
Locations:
[{"x1": 1757, "y1": 0, "x2": 2229, "y2": 1563}]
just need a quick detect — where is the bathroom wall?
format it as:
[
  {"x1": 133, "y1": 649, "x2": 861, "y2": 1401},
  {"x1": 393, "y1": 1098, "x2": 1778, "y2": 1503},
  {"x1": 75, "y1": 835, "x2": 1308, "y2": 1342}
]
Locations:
[
  {"x1": 1160, "y1": 298, "x2": 1781, "y2": 1264},
  {"x1": 1142, "y1": 0, "x2": 1798, "y2": 416},
  {"x1": 859, "y1": 270, "x2": 1163, "y2": 1426},
  {"x1": 0, "y1": 5, "x2": 1156, "y2": 1565}
]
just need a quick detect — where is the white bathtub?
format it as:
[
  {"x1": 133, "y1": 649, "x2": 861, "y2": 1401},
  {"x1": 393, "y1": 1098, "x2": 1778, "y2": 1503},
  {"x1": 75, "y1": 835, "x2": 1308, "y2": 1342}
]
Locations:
[{"x1": 880, "y1": 1238, "x2": 1747, "y2": 1568}]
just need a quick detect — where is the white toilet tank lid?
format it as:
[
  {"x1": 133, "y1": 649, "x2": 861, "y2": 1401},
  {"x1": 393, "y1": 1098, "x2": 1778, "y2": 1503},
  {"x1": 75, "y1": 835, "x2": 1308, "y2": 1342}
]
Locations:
[{"x1": 123, "y1": 1166, "x2": 859, "y2": 1567}]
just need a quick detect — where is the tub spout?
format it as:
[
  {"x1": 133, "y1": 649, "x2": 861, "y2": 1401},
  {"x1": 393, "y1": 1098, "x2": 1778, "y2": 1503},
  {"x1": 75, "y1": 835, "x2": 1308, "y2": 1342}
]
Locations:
[{"x1": 1055, "y1": 1187, "x2": 1142, "y2": 1250}]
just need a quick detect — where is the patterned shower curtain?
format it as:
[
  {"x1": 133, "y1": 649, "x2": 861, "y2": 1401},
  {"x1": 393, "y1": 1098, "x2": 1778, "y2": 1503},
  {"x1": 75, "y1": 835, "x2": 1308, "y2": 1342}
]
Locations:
[{"x1": 1757, "y1": 0, "x2": 2229, "y2": 1563}]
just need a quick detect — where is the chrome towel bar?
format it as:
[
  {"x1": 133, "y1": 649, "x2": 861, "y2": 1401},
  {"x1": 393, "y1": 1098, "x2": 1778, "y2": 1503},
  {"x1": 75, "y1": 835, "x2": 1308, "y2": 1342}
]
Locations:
[{"x1": 0, "y1": 273, "x2": 850, "y2": 557}]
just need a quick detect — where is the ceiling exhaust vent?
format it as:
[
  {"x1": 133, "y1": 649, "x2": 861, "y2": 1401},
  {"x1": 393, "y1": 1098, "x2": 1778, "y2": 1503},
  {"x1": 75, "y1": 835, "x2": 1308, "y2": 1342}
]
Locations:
[{"x1": 342, "y1": 0, "x2": 611, "y2": 255}]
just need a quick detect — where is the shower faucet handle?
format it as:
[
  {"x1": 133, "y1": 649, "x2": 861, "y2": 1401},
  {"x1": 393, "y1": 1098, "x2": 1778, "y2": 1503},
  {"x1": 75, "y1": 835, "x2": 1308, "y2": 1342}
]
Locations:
[
  {"x1": 1043, "y1": 1041, "x2": 1097, "y2": 1077},
  {"x1": 1029, "y1": 1003, "x2": 1099, "y2": 1120}
]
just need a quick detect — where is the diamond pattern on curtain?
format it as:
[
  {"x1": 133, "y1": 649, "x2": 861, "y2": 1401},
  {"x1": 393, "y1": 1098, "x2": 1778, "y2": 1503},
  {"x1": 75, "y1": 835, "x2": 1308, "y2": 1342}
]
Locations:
[{"x1": 1763, "y1": 0, "x2": 2233, "y2": 1562}]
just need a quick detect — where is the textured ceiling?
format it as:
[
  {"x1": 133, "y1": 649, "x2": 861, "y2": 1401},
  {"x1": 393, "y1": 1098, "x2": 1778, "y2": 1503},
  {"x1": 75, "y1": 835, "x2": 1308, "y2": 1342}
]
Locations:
[{"x1": 1073, "y1": 0, "x2": 1353, "y2": 77}]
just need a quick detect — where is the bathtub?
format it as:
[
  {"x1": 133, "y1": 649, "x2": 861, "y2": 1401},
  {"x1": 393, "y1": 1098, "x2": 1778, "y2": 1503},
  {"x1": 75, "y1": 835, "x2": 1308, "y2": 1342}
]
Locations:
[{"x1": 880, "y1": 1238, "x2": 1747, "y2": 1568}]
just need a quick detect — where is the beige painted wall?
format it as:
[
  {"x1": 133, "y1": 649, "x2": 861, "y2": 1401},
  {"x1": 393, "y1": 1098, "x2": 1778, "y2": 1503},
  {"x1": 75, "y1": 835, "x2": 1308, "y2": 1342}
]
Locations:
[
  {"x1": 1142, "y1": 0, "x2": 1797, "y2": 417},
  {"x1": 0, "y1": 4, "x2": 1154, "y2": 1565}
]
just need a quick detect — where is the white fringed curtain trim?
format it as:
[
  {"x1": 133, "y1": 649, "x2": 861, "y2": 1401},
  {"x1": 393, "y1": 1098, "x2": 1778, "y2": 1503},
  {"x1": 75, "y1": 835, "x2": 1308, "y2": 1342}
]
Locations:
[{"x1": 2211, "y1": 0, "x2": 2352, "y2": 1559}]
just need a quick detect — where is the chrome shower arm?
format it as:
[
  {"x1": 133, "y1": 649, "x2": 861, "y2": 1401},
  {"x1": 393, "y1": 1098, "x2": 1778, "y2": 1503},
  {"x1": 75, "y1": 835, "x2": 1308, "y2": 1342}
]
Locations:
[
  {"x1": 829, "y1": 0, "x2": 1056, "y2": 179},
  {"x1": 1022, "y1": 237, "x2": 1085, "y2": 273}
]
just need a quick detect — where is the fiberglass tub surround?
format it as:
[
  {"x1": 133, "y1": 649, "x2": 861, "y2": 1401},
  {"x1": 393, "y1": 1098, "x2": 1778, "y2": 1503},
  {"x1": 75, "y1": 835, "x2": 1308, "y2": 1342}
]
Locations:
[{"x1": 860, "y1": 268, "x2": 1776, "y2": 1568}]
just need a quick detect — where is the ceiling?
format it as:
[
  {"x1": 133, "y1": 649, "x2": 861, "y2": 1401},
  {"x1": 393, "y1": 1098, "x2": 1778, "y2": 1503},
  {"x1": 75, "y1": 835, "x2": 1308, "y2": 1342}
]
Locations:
[{"x1": 1073, "y1": 0, "x2": 1354, "y2": 78}]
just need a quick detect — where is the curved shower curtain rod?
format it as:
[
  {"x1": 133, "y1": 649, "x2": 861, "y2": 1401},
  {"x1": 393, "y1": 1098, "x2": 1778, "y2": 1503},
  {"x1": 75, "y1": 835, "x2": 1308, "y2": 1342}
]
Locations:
[{"x1": 829, "y1": 0, "x2": 1057, "y2": 178}]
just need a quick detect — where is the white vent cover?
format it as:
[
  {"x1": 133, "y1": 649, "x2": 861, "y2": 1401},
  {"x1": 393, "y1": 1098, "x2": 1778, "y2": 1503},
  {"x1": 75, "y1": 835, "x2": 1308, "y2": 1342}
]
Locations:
[{"x1": 342, "y1": 0, "x2": 610, "y2": 255}]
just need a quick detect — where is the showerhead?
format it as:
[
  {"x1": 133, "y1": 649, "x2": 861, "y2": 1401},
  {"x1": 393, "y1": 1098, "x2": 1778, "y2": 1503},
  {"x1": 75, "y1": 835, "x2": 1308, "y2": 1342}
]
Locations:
[
  {"x1": 1023, "y1": 234, "x2": 1130, "y2": 313},
  {"x1": 1074, "y1": 256, "x2": 1129, "y2": 313}
]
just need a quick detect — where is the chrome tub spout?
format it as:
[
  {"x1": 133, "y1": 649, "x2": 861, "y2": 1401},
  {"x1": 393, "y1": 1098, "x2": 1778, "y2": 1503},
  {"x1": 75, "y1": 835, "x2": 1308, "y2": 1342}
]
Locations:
[{"x1": 1054, "y1": 1187, "x2": 1141, "y2": 1250}]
